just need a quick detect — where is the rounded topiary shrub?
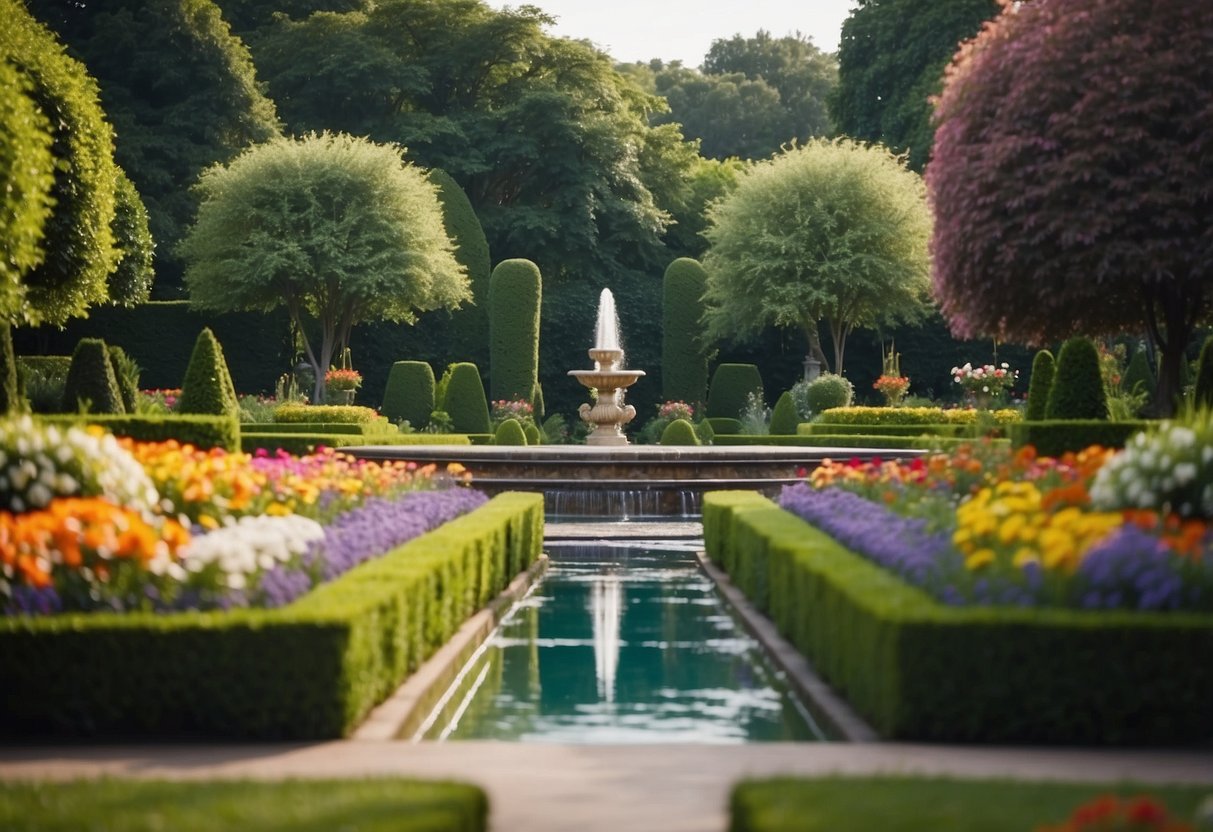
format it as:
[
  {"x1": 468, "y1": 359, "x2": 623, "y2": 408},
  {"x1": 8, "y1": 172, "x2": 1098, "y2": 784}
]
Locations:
[
  {"x1": 177, "y1": 327, "x2": 239, "y2": 417},
  {"x1": 489, "y1": 258, "x2": 541, "y2": 403},
  {"x1": 62, "y1": 338, "x2": 124, "y2": 414},
  {"x1": 1194, "y1": 336, "x2": 1213, "y2": 409},
  {"x1": 1024, "y1": 349, "x2": 1055, "y2": 421},
  {"x1": 443, "y1": 362, "x2": 491, "y2": 434},
  {"x1": 1046, "y1": 337, "x2": 1108, "y2": 420},
  {"x1": 381, "y1": 360, "x2": 435, "y2": 429},
  {"x1": 493, "y1": 417, "x2": 527, "y2": 446},
  {"x1": 523, "y1": 422, "x2": 541, "y2": 446},
  {"x1": 706, "y1": 363, "x2": 764, "y2": 419},
  {"x1": 662, "y1": 258, "x2": 709, "y2": 408},
  {"x1": 806, "y1": 373, "x2": 853, "y2": 415},
  {"x1": 768, "y1": 391, "x2": 800, "y2": 435},
  {"x1": 660, "y1": 418, "x2": 700, "y2": 446}
]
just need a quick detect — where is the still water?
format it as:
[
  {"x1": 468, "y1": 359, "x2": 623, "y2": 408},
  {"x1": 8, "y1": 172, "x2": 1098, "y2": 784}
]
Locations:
[{"x1": 410, "y1": 541, "x2": 824, "y2": 743}]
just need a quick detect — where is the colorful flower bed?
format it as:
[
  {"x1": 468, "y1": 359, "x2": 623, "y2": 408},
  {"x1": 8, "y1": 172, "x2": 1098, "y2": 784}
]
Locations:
[
  {"x1": 781, "y1": 416, "x2": 1213, "y2": 611},
  {"x1": 0, "y1": 417, "x2": 483, "y2": 615}
]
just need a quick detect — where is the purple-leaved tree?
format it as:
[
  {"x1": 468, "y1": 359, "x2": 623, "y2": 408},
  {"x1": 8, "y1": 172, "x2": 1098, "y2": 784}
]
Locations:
[{"x1": 928, "y1": 0, "x2": 1213, "y2": 415}]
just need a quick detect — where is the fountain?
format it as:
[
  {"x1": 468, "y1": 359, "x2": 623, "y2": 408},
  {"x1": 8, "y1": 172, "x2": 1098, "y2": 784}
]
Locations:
[{"x1": 568, "y1": 289, "x2": 646, "y2": 446}]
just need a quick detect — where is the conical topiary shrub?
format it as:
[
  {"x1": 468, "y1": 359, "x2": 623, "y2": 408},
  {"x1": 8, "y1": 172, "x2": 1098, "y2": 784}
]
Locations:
[
  {"x1": 62, "y1": 338, "x2": 124, "y2": 414},
  {"x1": 1193, "y1": 336, "x2": 1213, "y2": 409},
  {"x1": 107, "y1": 345, "x2": 140, "y2": 414},
  {"x1": 177, "y1": 327, "x2": 239, "y2": 417},
  {"x1": 443, "y1": 362, "x2": 491, "y2": 434},
  {"x1": 1122, "y1": 346, "x2": 1155, "y2": 401},
  {"x1": 1024, "y1": 349, "x2": 1055, "y2": 421},
  {"x1": 768, "y1": 391, "x2": 800, "y2": 435},
  {"x1": 1045, "y1": 337, "x2": 1108, "y2": 420},
  {"x1": 493, "y1": 417, "x2": 527, "y2": 446},
  {"x1": 660, "y1": 418, "x2": 701, "y2": 446},
  {"x1": 381, "y1": 360, "x2": 435, "y2": 429},
  {"x1": 705, "y1": 363, "x2": 763, "y2": 419}
]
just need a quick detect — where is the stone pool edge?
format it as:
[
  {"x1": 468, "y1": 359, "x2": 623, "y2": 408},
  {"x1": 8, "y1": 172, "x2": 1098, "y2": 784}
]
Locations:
[
  {"x1": 352, "y1": 555, "x2": 550, "y2": 742},
  {"x1": 696, "y1": 550, "x2": 879, "y2": 744}
]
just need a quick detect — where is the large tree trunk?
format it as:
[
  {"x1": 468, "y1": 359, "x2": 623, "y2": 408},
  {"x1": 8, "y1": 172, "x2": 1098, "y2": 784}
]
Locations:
[
  {"x1": 802, "y1": 317, "x2": 831, "y2": 374},
  {"x1": 1143, "y1": 279, "x2": 1201, "y2": 417},
  {"x1": 828, "y1": 318, "x2": 854, "y2": 377}
]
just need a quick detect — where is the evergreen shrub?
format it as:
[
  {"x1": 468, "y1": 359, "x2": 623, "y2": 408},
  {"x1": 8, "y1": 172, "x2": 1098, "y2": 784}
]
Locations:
[
  {"x1": 660, "y1": 418, "x2": 700, "y2": 445},
  {"x1": 662, "y1": 258, "x2": 709, "y2": 407},
  {"x1": 1010, "y1": 420, "x2": 1149, "y2": 456},
  {"x1": 806, "y1": 373, "x2": 854, "y2": 414},
  {"x1": 706, "y1": 417, "x2": 742, "y2": 434},
  {"x1": 429, "y1": 168, "x2": 491, "y2": 365},
  {"x1": 769, "y1": 391, "x2": 800, "y2": 435},
  {"x1": 40, "y1": 413, "x2": 240, "y2": 451},
  {"x1": 382, "y1": 360, "x2": 435, "y2": 429},
  {"x1": 523, "y1": 422, "x2": 541, "y2": 446},
  {"x1": 107, "y1": 344, "x2": 140, "y2": 414},
  {"x1": 177, "y1": 328, "x2": 238, "y2": 417},
  {"x1": 272, "y1": 404, "x2": 384, "y2": 425},
  {"x1": 444, "y1": 363, "x2": 491, "y2": 434},
  {"x1": 1045, "y1": 337, "x2": 1108, "y2": 420},
  {"x1": 1122, "y1": 347, "x2": 1155, "y2": 401},
  {"x1": 1024, "y1": 349, "x2": 1055, "y2": 421},
  {"x1": 61, "y1": 338, "x2": 124, "y2": 414},
  {"x1": 696, "y1": 418, "x2": 715, "y2": 445},
  {"x1": 493, "y1": 417, "x2": 527, "y2": 446},
  {"x1": 706, "y1": 363, "x2": 763, "y2": 419},
  {"x1": 488, "y1": 259, "x2": 541, "y2": 403},
  {"x1": 0, "y1": 326, "x2": 17, "y2": 414}
]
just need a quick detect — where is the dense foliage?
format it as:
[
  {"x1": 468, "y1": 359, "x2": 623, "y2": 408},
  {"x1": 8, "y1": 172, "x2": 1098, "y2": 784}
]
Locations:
[
  {"x1": 61, "y1": 338, "x2": 124, "y2": 414},
  {"x1": 427, "y1": 168, "x2": 491, "y2": 367},
  {"x1": 1025, "y1": 350, "x2": 1056, "y2": 422},
  {"x1": 706, "y1": 363, "x2": 764, "y2": 420},
  {"x1": 832, "y1": 0, "x2": 998, "y2": 171},
  {"x1": 0, "y1": 58, "x2": 54, "y2": 299},
  {"x1": 442, "y1": 362, "x2": 490, "y2": 434},
  {"x1": 177, "y1": 327, "x2": 239, "y2": 418},
  {"x1": 1045, "y1": 338, "x2": 1109, "y2": 421},
  {"x1": 181, "y1": 132, "x2": 468, "y2": 402},
  {"x1": 929, "y1": 0, "x2": 1213, "y2": 414},
  {"x1": 661, "y1": 258, "x2": 710, "y2": 408},
  {"x1": 488, "y1": 259, "x2": 541, "y2": 403},
  {"x1": 381, "y1": 360, "x2": 435, "y2": 429},
  {"x1": 703, "y1": 138, "x2": 932, "y2": 375}
]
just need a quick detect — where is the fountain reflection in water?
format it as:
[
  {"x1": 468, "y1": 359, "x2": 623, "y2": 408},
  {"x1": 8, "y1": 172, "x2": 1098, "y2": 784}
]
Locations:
[{"x1": 568, "y1": 289, "x2": 645, "y2": 446}]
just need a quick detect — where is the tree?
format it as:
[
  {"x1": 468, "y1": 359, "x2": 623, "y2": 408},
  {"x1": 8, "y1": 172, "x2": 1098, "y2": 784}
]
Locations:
[
  {"x1": 26, "y1": 0, "x2": 281, "y2": 294},
  {"x1": 832, "y1": 0, "x2": 998, "y2": 171},
  {"x1": 181, "y1": 132, "x2": 469, "y2": 403},
  {"x1": 702, "y1": 138, "x2": 932, "y2": 375},
  {"x1": 0, "y1": 0, "x2": 121, "y2": 327},
  {"x1": 107, "y1": 168, "x2": 154, "y2": 307},
  {"x1": 928, "y1": 0, "x2": 1213, "y2": 415},
  {"x1": 651, "y1": 64, "x2": 789, "y2": 160}
]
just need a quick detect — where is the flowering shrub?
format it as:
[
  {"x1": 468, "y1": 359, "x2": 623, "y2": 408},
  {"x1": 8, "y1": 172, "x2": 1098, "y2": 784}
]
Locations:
[
  {"x1": 179, "y1": 514, "x2": 325, "y2": 592},
  {"x1": 1090, "y1": 415, "x2": 1213, "y2": 519},
  {"x1": 1035, "y1": 795, "x2": 1194, "y2": 832},
  {"x1": 658, "y1": 401, "x2": 695, "y2": 421},
  {"x1": 0, "y1": 416, "x2": 159, "y2": 515},
  {"x1": 324, "y1": 368, "x2": 362, "y2": 392},
  {"x1": 491, "y1": 399, "x2": 534, "y2": 427},
  {"x1": 141, "y1": 388, "x2": 181, "y2": 413},
  {"x1": 952, "y1": 361, "x2": 1018, "y2": 400},
  {"x1": 784, "y1": 440, "x2": 1213, "y2": 610},
  {"x1": 872, "y1": 374, "x2": 910, "y2": 405}
]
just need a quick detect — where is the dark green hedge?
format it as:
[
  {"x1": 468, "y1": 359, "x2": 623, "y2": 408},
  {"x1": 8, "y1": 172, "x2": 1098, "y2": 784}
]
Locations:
[
  {"x1": 1046, "y1": 337, "x2": 1108, "y2": 420},
  {"x1": 0, "y1": 492, "x2": 543, "y2": 739},
  {"x1": 703, "y1": 492, "x2": 1213, "y2": 744},
  {"x1": 241, "y1": 432, "x2": 470, "y2": 455},
  {"x1": 38, "y1": 414, "x2": 240, "y2": 451},
  {"x1": 15, "y1": 355, "x2": 72, "y2": 378},
  {"x1": 713, "y1": 434, "x2": 996, "y2": 451},
  {"x1": 661, "y1": 258, "x2": 709, "y2": 408},
  {"x1": 62, "y1": 337, "x2": 123, "y2": 414},
  {"x1": 488, "y1": 259, "x2": 541, "y2": 403},
  {"x1": 1025, "y1": 349, "x2": 1055, "y2": 421},
  {"x1": 381, "y1": 360, "x2": 435, "y2": 430},
  {"x1": 429, "y1": 168, "x2": 491, "y2": 370},
  {"x1": 177, "y1": 328, "x2": 238, "y2": 418},
  {"x1": 706, "y1": 417, "x2": 742, "y2": 434},
  {"x1": 443, "y1": 363, "x2": 491, "y2": 435},
  {"x1": 768, "y1": 391, "x2": 799, "y2": 436},
  {"x1": 706, "y1": 363, "x2": 763, "y2": 419},
  {"x1": 1009, "y1": 420, "x2": 1148, "y2": 455}
]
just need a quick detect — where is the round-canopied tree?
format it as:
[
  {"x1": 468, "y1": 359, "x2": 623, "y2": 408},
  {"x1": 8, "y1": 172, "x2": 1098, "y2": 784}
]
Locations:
[
  {"x1": 181, "y1": 132, "x2": 469, "y2": 403},
  {"x1": 0, "y1": 58, "x2": 55, "y2": 303},
  {"x1": 702, "y1": 138, "x2": 932, "y2": 375},
  {"x1": 928, "y1": 0, "x2": 1213, "y2": 415}
]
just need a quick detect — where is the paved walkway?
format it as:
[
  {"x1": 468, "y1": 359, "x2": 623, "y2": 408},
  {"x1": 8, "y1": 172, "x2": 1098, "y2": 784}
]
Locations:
[{"x1": 2, "y1": 741, "x2": 1212, "y2": 831}]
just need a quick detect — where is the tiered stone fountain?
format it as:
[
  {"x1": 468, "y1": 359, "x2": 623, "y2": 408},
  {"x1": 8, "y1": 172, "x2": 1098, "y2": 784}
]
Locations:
[{"x1": 568, "y1": 289, "x2": 645, "y2": 447}]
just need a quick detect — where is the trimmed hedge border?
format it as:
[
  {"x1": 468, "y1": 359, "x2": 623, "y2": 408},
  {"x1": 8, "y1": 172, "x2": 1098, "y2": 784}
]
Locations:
[
  {"x1": 798, "y1": 423, "x2": 967, "y2": 438},
  {"x1": 1009, "y1": 420, "x2": 1148, "y2": 455},
  {"x1": 241, "y1": 432, "x2": 472, "y2": 455},
  {"x1": 38, "y1": 414, "x2": 240, "y2": 450},
  {"x1": 712, "y1": 434, "x2": 1002, "y2": 451},
  {"x1": 241, "y1": 422, "x2": 395, "y2": 436},
  {"x1": 703, "y1": 491, "x2": 1213, "y2": 745},
  {"x1": 0, "y1": 492, "x2": 543, "y2": 740}
]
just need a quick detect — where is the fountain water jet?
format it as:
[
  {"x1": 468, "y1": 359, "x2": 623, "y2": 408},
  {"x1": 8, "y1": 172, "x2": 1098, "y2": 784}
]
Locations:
[{"x1": 568, "y1": 289, "x2": 645, "y2": 446}]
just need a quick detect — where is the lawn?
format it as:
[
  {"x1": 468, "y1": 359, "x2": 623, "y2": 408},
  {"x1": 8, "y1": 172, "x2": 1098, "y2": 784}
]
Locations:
[
  {"x1": 731, "y1": 776, "x2": 1212, "y2": 832},
  {"x1": 0, "y1": 778, "x2": 486, "y2": 832}
]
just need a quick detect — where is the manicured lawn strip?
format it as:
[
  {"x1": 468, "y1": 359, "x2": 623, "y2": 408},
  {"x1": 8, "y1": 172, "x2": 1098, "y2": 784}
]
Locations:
[
  {"x1": 703, "y1": 491, "x2": 1213, "y2": 744},
  {"x1": 0, "y1": 778, "x2": 486, "y2": 832},
  {"x1": 0, "y1": 493, "x2": 543, "y2": 740},
  {"x1": 730, "y1": 776, "x2": 1209, "y2": 832}
]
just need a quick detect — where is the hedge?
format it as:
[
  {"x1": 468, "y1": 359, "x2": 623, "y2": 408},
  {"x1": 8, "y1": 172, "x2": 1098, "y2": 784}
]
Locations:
[
  {"x1": 241, "y1": 432, "x2": 470, "y2": 455},
  {"x1": 1046, "y1": 337, "x2": 1108, "y2": 420},
  {"x1": 38, "y1": 413, "x2": 240, "y2": 451},
  {"x1": 706, "y1": 417, "x2": 742, "y2": 434},
  {"x1": 429, "y1": 168, "x2": 491, "y2": 369},
  {"x1": 713, "y1": 434, "x2": 1000, "y2": 451},
  {"x1": 799, "y1": 423, "x2": 967, "y2": 438},
  {"x1": 817, "y1": 406, "x2": 1022, "y2": 426},
  {"x1": 488, "y1": 259, "x2": 541, "y2": 404},
  {"x1": 0, "y1": 492, "x2": 543, "y2": 739},
  {"x1": 1025, "y1": 349, "x2": 1055, "y2": 422},
  {"x1": 706, "y1": 363, "x2": 763, "y2": 420},
  {"x1": 443, "y1": 363, "x2": 491, "y2": 435},
  {"x1": 703, "y1": 492, "x2": 1213, "y2": 744},
  {"x1": 1009, "y1": 420, "x2": 1148, "y2": 456},
  {"x1": 661, "y1": 258, "x2": 709, "y2": 407},
  {"x1": 272, "y1": 403, "x2": 384, "y2": 425},
  {"x1": 767, "y1": 391, "x2": 799, "y2": 436},
  {"x1": 381, "y1": 360, "x2": 435, "y2": 429},
  {"x1": 177, "y1": 328, "x2": 238, "y2": 418},
  {"x1": 61, "y1": 337, "x2": 123, "y2": 414},
  {"x1": 241, "y1": 422, "x2": 392, "y2": 436}
]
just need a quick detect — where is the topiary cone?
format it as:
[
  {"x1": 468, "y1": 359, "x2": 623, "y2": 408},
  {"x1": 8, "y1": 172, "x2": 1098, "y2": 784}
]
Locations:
[
  {"x1": 62, "y1": 338, "x2": 124, "y2": 414},
  {"x1": 178, "y1": 327, "x2": 239, "y2": 417},
  {"x1": 1045, "y1": 337, "x2": 1108, "y2": 420},
  {"x1": 1024, "y1": 349, "x2": 1055, "y2": 421}
]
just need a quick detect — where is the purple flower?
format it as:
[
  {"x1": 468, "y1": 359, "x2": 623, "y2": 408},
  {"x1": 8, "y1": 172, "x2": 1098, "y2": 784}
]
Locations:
[{"x1": 1076, "y1": 526, "x2": 1213, "y2": 611}]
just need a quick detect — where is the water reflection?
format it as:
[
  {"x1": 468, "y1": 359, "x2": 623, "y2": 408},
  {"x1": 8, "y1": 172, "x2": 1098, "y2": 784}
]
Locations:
[{"x1": 414, "y1": 544, "x2": 823, "y2": 743}]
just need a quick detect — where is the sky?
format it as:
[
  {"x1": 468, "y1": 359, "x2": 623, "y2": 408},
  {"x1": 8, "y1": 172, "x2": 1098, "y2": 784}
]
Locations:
[{"x1": 484, "y1": 0, "x2": 859, "y2": 67}]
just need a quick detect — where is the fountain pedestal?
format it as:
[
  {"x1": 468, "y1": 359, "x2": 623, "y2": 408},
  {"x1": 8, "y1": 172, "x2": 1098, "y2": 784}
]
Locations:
[{"x1": 569, "y1": 347, "x2": 645, "y2": 446}]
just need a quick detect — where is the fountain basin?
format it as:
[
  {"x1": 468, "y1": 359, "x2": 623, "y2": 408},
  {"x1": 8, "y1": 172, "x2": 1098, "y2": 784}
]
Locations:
[{"x1": 567, "y1": 370, "x2": 646, "y2": 389}]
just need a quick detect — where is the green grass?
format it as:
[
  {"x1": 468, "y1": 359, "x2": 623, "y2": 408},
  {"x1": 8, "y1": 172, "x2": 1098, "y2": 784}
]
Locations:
[
  {"x1": 0, "y1": 778, "x2": 487, "y2": 832},
  {"x1": 730, "y1": 776, "x2": 1212, "y2": 832}
]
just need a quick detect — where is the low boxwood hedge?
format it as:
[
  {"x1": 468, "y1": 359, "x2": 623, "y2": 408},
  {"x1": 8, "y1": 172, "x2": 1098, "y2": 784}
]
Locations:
[
  {"x1": 798, "y1": 423, "x2": 967, "y2": 438},
  {"x1": 712, "y1": 434, "x2": 1003, "y2": 451},
  {"x1": 818, "y1": 406, "x2": 1021, "y2": 426},
  {"x1": 272, "y1": 404, "x2": 384, "y2": 425},
  {"x1": 0, "y1": 492, "x2": 543, "y2": 740},
  {"x1": 241, "y1": 422, "x2": 394, "y2": 436},
  {"x1": 241, "y1": 432, "x2": 472, "y2": 455},
  {"x1": 1009, "y1": 420, "x2": 1148, "y2": 456},
  {"x1": 703, "y1": 491, "x2": 1213, "y2": 745},
  {"x1": 38, "y1": 414, "x2": 240, "y2": 450}
]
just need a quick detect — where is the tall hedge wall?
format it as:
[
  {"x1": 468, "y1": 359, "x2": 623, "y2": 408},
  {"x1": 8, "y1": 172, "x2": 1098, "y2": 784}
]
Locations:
[
  {"x1": 662, "y1": 257, "x2": 709, "y2": 407},
  {"x1": 488, "y1": 259, "x2": 541, "y2": 403}
]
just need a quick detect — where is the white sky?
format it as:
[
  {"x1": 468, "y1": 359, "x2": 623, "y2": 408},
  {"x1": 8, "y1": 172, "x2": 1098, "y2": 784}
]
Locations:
[{"x1": 485, "y1": 0, "x2": 859, "y2": 67}]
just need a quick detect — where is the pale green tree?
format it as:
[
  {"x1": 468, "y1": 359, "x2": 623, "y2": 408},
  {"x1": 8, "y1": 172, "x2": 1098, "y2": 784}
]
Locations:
[
  {"x1": 181, "y1": 132, "x2": 469, "y2": 401},
  {"x1": 702, "y1": 138, "x2": 931, "y2": 375}
]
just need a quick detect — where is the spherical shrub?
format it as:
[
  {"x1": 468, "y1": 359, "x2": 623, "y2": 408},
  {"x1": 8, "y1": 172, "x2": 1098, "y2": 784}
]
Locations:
[
  {"x1": 660, "y1": 418, "x2": 700, "y2": 446},
  {"x1": 806, "y1": 373, "x2": 854, "y2": 415},
  {"x1": 493, "y1": 417, "x2": 527, "y2": 446}
]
